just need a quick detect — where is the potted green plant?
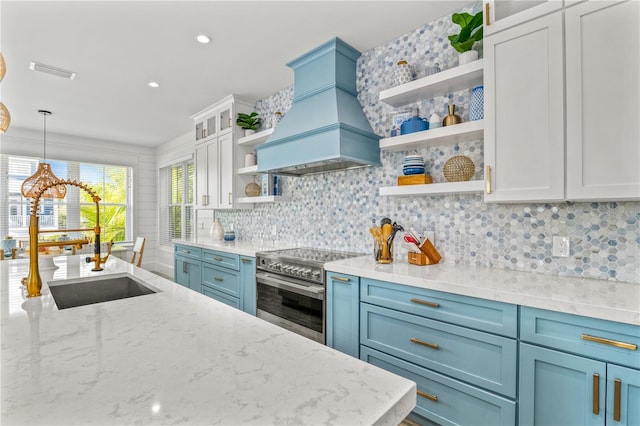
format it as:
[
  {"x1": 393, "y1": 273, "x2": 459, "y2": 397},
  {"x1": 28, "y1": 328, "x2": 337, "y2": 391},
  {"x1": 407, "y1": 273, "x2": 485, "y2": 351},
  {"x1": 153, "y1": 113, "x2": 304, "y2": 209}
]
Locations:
[
  {"x1": 448, "y1": 10, "x2": 483, "y2": 65},
  {"x1": 236, "y1": 112, "x2": 262, "y2": 136}
]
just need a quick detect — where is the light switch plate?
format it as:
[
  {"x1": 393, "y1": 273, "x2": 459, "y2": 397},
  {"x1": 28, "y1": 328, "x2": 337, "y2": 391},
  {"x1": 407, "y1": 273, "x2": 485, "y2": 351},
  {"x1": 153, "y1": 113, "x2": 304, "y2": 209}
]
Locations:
[{"x1": 552, "y1": 236, "x2": 570, "y2": 257}]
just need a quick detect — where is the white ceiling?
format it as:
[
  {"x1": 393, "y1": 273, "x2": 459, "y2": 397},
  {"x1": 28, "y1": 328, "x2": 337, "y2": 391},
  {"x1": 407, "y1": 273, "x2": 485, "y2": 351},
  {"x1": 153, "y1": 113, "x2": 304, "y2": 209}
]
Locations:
[{"x1": 1, "y1": 1, "x2": 470, "y2": 147}]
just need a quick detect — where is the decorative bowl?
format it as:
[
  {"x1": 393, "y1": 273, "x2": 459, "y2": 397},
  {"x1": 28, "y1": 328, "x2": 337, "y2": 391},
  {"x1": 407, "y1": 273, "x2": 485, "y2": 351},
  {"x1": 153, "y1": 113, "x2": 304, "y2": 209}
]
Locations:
[{"x1": 403, "y1": 167, "x2": 426, "y2": 175}]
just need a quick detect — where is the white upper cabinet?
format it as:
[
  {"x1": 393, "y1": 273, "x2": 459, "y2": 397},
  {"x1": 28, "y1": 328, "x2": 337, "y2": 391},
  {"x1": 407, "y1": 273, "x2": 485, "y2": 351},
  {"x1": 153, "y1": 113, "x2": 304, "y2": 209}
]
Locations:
[
  {"x1": 484, "y1": 11, "x2": 565, "y2": 203},
  {"x1": 191, "y1": 95, "x2": 256, "y2": 210},
  {"x1": 483, "y1": 0, "x2": 563, "y2": 36},
  {"x1": 565, "y1": 0, "x2": 640, "y2": 201}
]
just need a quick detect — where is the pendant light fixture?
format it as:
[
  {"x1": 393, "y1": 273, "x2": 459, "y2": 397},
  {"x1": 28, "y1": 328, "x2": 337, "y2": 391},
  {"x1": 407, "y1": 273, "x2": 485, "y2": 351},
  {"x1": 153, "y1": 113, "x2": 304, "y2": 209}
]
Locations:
[
  {"x1": 0, "y1": 52, "x2": 10, "y2": 133},
  {"x1": 21, "y1": 110, "x2": 67, "y2": 199}
]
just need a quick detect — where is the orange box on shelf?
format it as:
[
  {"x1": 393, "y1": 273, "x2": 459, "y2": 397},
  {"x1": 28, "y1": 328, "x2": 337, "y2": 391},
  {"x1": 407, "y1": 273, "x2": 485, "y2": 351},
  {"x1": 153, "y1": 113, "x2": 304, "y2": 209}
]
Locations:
[{"x1": 397, "y1": 174, "x2": 433, "y2": 186}]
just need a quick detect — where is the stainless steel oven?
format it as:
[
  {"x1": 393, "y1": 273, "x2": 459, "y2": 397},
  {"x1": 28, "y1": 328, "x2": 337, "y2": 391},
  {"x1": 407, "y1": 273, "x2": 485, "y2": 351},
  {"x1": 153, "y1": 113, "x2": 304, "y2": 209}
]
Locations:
[{"x1": 255, "y1": 248, "x2": 363, "y2": 344}]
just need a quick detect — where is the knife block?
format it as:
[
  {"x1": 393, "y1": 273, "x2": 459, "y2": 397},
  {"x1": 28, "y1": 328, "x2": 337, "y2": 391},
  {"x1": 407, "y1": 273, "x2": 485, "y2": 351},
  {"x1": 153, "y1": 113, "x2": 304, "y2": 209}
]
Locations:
[{"x1": 408, "y1": 251, "x2": 431, "y2": 266}]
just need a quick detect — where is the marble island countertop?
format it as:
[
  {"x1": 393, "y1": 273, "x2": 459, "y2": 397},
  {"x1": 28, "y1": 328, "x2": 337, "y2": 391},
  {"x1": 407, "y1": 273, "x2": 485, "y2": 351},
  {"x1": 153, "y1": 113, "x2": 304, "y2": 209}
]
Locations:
[
  {"x1": 325, "y1": 256, "x2": 640, "y2": 326},
  {"x1": 1, "y1": 256, "x2": 415, "y2": 425}
]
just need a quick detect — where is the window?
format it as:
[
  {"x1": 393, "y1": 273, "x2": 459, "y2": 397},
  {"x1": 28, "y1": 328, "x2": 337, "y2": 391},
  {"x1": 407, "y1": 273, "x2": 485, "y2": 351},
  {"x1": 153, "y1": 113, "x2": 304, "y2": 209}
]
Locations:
[
  {"x1": 4, "y1": 155, "x2": 132, "y2": 243},
  {"x1": 160, "y1": 160, "x2": 194, "y2": 245}
]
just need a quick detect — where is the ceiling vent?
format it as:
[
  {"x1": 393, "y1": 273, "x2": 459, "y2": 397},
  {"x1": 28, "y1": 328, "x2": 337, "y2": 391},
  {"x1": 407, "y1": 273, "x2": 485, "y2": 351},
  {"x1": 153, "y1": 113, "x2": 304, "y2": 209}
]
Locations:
[{"x1": 29, "y1": 61, "x2": 76, "y2": 80}]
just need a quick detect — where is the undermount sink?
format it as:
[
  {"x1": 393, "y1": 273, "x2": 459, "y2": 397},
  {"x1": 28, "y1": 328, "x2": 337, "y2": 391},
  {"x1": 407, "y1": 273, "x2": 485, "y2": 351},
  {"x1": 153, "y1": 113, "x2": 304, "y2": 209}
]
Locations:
[{"x1": 49, "y1": 274, "x2": 159, "y2": 309}]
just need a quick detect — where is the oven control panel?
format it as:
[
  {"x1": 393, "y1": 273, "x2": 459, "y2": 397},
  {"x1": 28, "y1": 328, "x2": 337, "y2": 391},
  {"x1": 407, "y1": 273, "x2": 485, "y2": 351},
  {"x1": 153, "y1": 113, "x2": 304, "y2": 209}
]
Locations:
[{"x1": 257, "y1": 257, "x2": 323, "y2": 284}]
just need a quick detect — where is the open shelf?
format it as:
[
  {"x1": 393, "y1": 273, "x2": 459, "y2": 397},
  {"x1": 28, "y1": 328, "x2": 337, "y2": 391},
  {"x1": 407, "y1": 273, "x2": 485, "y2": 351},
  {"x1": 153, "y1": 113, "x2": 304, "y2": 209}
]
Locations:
[
  {"x1": 379, "y1": 180, "x2": 485, "y2": 196},
  {"x1": 379, "y1": 60, "x2": 484, "y2": 108},
  {"x1": 235, "y1": 195, "x2": 290, "y2": 204},
  {"x1": 237, "y1": 128, "x2": 274, "y2": 147},
  {"x1": 380, "y1": 120, "x2": 484, "y2": 152},
  {"x1": 237, "y1": 165, "x2": 259, "y2": 175}
]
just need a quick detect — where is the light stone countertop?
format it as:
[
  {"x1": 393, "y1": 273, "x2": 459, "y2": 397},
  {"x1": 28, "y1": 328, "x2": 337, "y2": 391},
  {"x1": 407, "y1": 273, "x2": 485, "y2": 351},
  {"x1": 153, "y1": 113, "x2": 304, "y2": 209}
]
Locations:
[
  {"x1": 0, "y1": 256, "x2": 416, "y2": 425},
  {"x1": 324, "y1": 256, "x2": 640, "y2": 326},
  {"x1": 172, "y1": 238, "x2": 294, "y2": 257}
]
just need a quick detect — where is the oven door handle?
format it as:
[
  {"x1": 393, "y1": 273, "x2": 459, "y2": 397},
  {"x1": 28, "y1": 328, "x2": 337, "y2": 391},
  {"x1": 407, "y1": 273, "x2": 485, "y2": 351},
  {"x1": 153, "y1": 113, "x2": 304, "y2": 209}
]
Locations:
[{"x1": 256, "y1": 272, "x2": 324, "y2": 300}]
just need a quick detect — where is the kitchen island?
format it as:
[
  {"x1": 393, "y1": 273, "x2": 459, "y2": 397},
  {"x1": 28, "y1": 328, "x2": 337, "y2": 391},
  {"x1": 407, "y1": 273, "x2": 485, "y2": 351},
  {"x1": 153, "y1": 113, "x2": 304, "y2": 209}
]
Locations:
[{"x1": 0, "y1": 256, "x2": 416, "y2": 425}]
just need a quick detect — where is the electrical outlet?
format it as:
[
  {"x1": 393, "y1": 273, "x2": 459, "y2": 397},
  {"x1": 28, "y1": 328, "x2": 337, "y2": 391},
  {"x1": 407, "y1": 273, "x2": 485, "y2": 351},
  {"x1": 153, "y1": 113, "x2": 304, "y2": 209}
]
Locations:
[{"x1": 552, "y1": 236, "x2": 570, "y2": 257}]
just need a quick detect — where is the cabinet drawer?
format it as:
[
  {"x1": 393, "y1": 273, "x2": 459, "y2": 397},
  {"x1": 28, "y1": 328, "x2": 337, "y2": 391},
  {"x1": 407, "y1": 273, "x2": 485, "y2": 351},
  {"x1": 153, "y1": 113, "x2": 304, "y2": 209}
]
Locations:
[
  {"x1": 202, "y1": 264, "x2": 240, "y2": 297},
  {"x1": 361, "y1": 346, "x2": 516, "y2": 426},
  {"x1": 202, "y1": 249, "x2": 239, "y2": 271},
  {"x1": 202, "y1": 285, "x2": 240, "y2": 309},
  {"x1": 360, "y1": 278, "x2": 517, "y2": 338},
  {"x1": 520, "y1": 307, "x2": 640, "y2": 369},
  {"x1": 361, "y1": 303, "x2": 517, "y2": 397},
  {"x1": 174, "y1": 244, "x2": 202, "y2": 261}
]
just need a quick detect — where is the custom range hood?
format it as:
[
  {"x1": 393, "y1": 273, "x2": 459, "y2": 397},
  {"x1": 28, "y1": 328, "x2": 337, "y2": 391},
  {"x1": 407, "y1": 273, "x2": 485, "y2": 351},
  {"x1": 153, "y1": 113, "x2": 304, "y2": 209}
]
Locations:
[{"x1": 256, "y1": 38, "x2": 380, "y2": 176}]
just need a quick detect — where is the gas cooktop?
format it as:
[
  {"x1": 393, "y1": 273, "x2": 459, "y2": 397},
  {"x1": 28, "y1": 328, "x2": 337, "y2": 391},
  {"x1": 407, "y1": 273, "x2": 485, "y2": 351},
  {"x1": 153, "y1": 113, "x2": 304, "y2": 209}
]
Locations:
[{"x1": 257, "y1": 247, "x2": 364, "y2": 264}]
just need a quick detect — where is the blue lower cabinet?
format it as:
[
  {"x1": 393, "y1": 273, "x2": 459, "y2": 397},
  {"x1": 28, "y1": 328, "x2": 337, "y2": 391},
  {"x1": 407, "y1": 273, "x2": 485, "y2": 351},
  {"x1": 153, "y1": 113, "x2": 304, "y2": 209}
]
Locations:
[
  {"x1": 519, "y1": 343, "x2": 606, "y2": 426},
  {"x1": 326, "y1": 272, "x2": 359, "y2": 357},
  {"x1": 240, "y1": 257, "x2": 256, "y2": 315},
  {"x1": 362, "y1": 346, "x2": 516, "y2": 426},
  {"x1": 361, "y1": 303, "x2": 517, "y2": 398},
  {"x1": 202, "y1": 284, "x2": 240, "y2": 309},
  {"x1": 607, "y1": 364, "x2": 640, "y2": 426},
  {"x1": 174, "y1": 256, "x2": 201, "y2": 292}
]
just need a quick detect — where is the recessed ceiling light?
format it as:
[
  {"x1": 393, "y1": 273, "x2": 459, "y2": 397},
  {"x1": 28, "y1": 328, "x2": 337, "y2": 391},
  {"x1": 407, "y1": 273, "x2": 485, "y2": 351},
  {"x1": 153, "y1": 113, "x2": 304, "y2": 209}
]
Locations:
[
  {"x1": 148, "y1": 81, "x2": 160, "y2": 88},
  {"x1": 196, "y1": 34, "x2": 211, "y2": 44}
]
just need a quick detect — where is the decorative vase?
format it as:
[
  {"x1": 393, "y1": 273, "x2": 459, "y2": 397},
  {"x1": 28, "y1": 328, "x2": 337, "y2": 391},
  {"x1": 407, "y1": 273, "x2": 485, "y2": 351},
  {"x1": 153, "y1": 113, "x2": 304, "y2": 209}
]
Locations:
[
  {"x1": 428, "y1": 113, "x2": 441, "y2": 129},
  {"x1": 273, "y1": 111, "x2": 283, "y2": 127},
  {"x1": 209, "y1": 218, "x2": 224, "y2": 241},
  {"x1": 469, "y1": 85, "x2": 484, "y2": 121},
  {"x1": 442, "y1": 104, "x2": 462, "y2": 126},
  {"x1": 244, "y1": 129, "x2": 255, "y2": 137},
  {"x1": 458, "y1": 50, "x2": 479, "y2": 65},
  {"x1": 393, "y1": 60, "x2": 413, "y2": 86},
  {"x1": 244, "y1": 152, "x2": 256, "y2": 167}
]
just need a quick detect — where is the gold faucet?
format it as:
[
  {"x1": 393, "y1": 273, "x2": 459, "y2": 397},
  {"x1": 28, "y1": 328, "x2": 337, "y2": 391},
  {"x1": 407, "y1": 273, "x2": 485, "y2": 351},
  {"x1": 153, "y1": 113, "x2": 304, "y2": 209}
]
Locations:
[{"x1": 23, "y1": 179, "x2": 107, "y2": 298}]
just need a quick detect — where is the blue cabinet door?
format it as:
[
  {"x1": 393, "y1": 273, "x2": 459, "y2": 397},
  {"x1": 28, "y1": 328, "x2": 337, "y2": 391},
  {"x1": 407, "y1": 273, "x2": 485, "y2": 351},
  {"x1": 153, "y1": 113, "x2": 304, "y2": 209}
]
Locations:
[
  {"x1": 174, "y1": 256, "x2": 202, "y2": 292},
  {"x1": 607, "y1": 364, "x2": 640, "y2": 426},
  {"x1": 519, "y1": 343, "x2": 606, "y2": 426},
  {"x1": 240, "y1": 256, "x2": 256, "y2": 315},
  {"x1": 326, "y1": 272, "x2": 359, "y2": 358}
]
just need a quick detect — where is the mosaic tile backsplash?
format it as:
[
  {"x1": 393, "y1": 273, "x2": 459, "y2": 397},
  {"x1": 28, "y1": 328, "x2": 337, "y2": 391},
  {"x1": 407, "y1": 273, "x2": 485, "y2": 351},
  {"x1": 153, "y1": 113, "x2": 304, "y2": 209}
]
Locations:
[{"x1": 213, "y1": 7, "x2": 639, "y2": 284}]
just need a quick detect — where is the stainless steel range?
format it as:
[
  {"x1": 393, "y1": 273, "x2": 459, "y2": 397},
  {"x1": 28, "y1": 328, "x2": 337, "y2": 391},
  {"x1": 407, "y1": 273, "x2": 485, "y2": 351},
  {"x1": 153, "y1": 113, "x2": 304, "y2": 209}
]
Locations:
[{"x1": 255, "y1": 247, "x2": 364, "y2": 343}]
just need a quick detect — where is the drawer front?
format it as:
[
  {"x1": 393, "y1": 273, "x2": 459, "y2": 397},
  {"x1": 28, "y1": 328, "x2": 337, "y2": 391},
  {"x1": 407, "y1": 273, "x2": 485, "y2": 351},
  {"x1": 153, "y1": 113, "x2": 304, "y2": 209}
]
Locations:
[
  {"x1": 202, "y1": 264, "x2": 240, "y2": 297},
  {"x1": 361, "y1": 346, "x2": 516, "y2": 426},
  {"x1": 174, "y1": 244, "x2": 202, "y2": 261},
  {"x1": 361, "y1": 303, "x2": 517, "y2": 397},
  {"x1": 521, "y1": 307, "x2": 640, "y2": 369},
  {"x1": 202, "y1": 285, "x2": 240, "y2": 309},
  {"x1": 361, "y1": 278, "x2": 517, "y2": 338},
  {"x1": 202, "y1": 249, "x2": 239, "y2": 271}
]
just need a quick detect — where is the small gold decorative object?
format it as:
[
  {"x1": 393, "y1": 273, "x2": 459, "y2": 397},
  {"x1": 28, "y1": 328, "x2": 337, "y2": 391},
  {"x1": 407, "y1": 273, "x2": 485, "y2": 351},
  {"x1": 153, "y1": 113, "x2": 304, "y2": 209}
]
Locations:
[
  {"x1": 244, "y1": 182, "x2": 260, "y2": 197},
  {"x1": 443, "y1": 155, "x2": 475, "y2": 182},
  {"x1": 0, "y1": 102, "x2": 10, "y2": 133},
  {"x1": 442, "y1": 104, "x2": 462, "y2": 126},
  {"x1": 0, "y1": 52, "x2": 6, "y2": 81}
]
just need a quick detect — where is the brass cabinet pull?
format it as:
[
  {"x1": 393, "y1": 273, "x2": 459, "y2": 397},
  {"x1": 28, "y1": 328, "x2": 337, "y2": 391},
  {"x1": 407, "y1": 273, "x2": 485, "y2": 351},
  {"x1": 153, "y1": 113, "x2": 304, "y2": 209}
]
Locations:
[
  {"x1": 228, "y1": 192, "x2": 232, "y2": 205},
  {"x1": 410, "y1": 337, "x2": 439, "y2": 350},
  {"x1": 241, "y1": 258, "x2": 252, "y2": 263},
  {"x1": 613, "y1": 379, "x2": 621, "y2": 421},
  {"x1": 581, "y1": 334, "x2": 637, "y2": 351},
  {"x1": 181, "y1": 250, "x2": 191, "y2": 254},
  {"x1": 592, "y1": 373, "x2": 600, "y2": 415},
  {"x1": 417, "y1": 389, "x2": 438, "y2": 402},
  {"x1": 183, "y1": 261, "x2": 187, "y2": 274},
  {"x1": 485, "y1": 2, "x2": 490, "y2": 26},
  {"x1": 330, "y1": 275, "x2": 351, "y2": 283},
  {"x1": 214, "y1": 277, "x2": 223, "y2": 282},
  {"x1": 486, "y1": 165, "x2": 492, "y2": 194},
  {"x1": 202, "y1": 195, "x2": 208, "y2": 206},
  {"x1": 410, "y1": 298, "x2": 440, "y2": 308},
  {"x1": 213, "y1": 256, "x2": 223, "y2": 261}
]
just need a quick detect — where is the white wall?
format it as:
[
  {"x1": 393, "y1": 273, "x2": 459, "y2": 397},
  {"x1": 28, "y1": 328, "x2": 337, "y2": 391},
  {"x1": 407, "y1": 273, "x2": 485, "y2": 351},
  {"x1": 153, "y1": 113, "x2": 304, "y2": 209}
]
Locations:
[{"x1": 0, "y1": 128, "x2": 158, "y2": 270}]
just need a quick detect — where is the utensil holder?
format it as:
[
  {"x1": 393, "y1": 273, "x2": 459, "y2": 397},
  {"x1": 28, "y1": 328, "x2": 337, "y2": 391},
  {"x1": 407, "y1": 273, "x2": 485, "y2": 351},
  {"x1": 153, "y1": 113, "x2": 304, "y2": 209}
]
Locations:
[{"x1": 374, "y1": 238, "x2": 393, "y2": 264}]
